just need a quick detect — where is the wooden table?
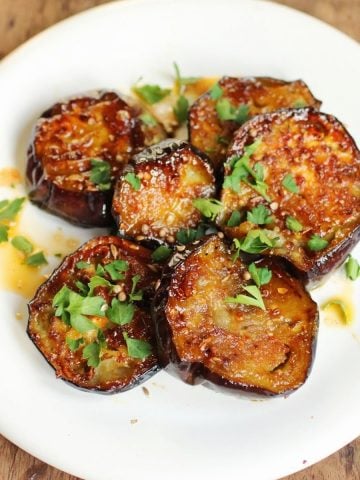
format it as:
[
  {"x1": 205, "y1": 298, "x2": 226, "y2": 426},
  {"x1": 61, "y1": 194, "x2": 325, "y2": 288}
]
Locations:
[{"x1": 0, "y1": 1, "x2": 359, "y2": 479}]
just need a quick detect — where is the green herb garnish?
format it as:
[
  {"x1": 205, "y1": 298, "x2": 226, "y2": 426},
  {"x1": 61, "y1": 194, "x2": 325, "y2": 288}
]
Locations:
[
  {"x1": 123, "y1": 332, "x2": 152, "y2": 359},
  {"x1": 129, "y1": 274, "x2": 143, "y2": 302},
  {"x1": 282, "y1": 173, "x2": 299, "y2": 194},
  {"x1": 0, "y1": 225, "x2": 9, "y2": 242},
  {"x1": 173, "y1": 95, "x2": 189, "y2": 124},
  {"x1": 345, "y1": 255, "x2": 360, "y2": 281},
  {"x1": 0, "y1": 197, "x2": 25, "y2": 221},
  {"x1": 216, "y1": 98, "x2": 250, "y2": 124},
  {"x1": 225, "y1": 285, "x2": 265, "y2": 311},
  {"x1": 139, "y1": 112, "x2": 158, "y2": 126},
  {"x1": 293, "y1": 99, "x2": 307, "y2": 108},
  {"x1": 133, "y1": 84, "x2": 171, "y2": 104},
  {"x1": 90, "y1": 159, "x2": 111, "y2": 191},
  {"x1": 88, "y1": 275, "x2": 113, "y2": 295},
  {"x1": 124, "y1": 172, "x2": 141, "y2": 191},
  {"x1": 232, "y1": 230, "x2": 277, "y2": 258},
  {"x1": 104, "y1": 260, "x2": 129, "y2": 281},
  {"x1": 66, "y1": 337, "x2": 84, "y2": 352},
  {"x1": 307, "y1": 235, "x2": 328, "y2": 251},
  {"x1": 247, "y1": 205, "x2": 272, "y2": 225},
  {"x1": 176, "y1": 225, "x2": 206, "y2": 244},
  {"x1": 248, "y1": 263, "x2": 272, "y2": 288},
  {"x1": 209, "y1": 83, "x2": 223, "y2": 100},
  {"x1": 82, "y1": 342, "x2": 101, "y2": 367},
  {"x1": 76, "y1": 261, "x2": 90, "y2": 270},
  {"x1": 25, "y1": 251, "x2": 48, "y2": 267},
  {"x1": 193, "y1": 198, "x2": 223, "y2": 221},
  {"x1": 151, "y1": 245, "x2": 172, "y2": 262},
  {"x1": 173, "y1": 62, "x2": 198, "y2": 86},
  {"x1": 11, "y1": 235, "x2": 33, "y2": 255},
  {"x1": 75, "y1": 280, "x2": 89, "y2": 296},
  {"x1": 107, "y1": 298, "x2": 134, "y2": 325},
  {"x1": 226, "y1": 211, "x2": 243, "y2": 227},
  {"x1": 285, "y1": 215, "x2": 303, "y2": 232}
]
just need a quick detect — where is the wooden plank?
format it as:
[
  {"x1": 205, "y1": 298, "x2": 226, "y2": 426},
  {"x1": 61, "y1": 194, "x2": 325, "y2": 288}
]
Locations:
[{"x1": 0, "y1": 0, "x2": 359, "y2": 479}]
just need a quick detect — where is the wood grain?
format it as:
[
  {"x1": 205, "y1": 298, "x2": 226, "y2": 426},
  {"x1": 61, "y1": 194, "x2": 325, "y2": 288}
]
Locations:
[{"x1": 0, "y1": 0, "x2": 359, "y2": 479}]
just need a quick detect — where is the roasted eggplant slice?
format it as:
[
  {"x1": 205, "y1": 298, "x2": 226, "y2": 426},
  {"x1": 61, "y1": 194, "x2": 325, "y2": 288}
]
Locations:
[
  {"x1": 217, "y1": 108, "x2": 360, "y2": 283},
  {"x1": 153, "y1": 235, "x2": 318, "y2": 395},
  {"x1": 112, "y1": 140, "x2": 216, "y2": 245},
  {"x1": 189, "y1": 76, "x2": 321, "y2": 169},
  {"x1": 28, "y1": 236, "x2": 160, "y2": 392},
  {"x1": 26, "y1": 91, "x2": 166, "y2": 227}
]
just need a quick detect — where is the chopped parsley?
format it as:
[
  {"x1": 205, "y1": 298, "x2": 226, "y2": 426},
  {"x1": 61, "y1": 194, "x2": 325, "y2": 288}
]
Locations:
[
  {"x1": 293, "y1": 99, "x2": 307, "y2": 108},
  {"x1": 176, "y1": 224, "x2": 206, "y2": 244},
  {"x1": 76, "y1": 261, "x2": 90, "y2": 270},
  {"x1": 210, "y1": 83, "x2": 223, "y2": 100},
  {"x1": 0, "y1": 225, "x2": 9, "y2": 243},
  {"x1": 307, "y1": 235, "x2": 328, "y2": 252},
  {"x1": 133, "y1": 84, "x2": 171, "y2": 104},
  {"x1": 226, "y1": 211, "x2": 244, "y2": 227},
  {"x1": 285, "y1": 215, "x2": 303, "y2": 232},
  {"x1": 123, "y1": 332, "x2": 152, "y2": 359},
  {"x1": 124, "y1": 172, "x2": 141, "y2": 191},
  {"x1": 225, "y1": 285, "x2": 265, "y2": 311},
  {"x1": 344, "y1": 255, "x2": 360, "y2": 281},
  {"x1": 90, "y1": 159, "x2": 111, "y2": 191},
  {"x1": 66, "y1": 336, "x2": 84, "y2": 352},
  {"x1": 193, "y1": 198, "x2": 223, "y2": 221},
  {"x1": 282, "y1": 173, "x2": 299, "y2": 194},
  {"x1": 232, "y1": 230, "x2": 277, "y2": 258},
  {"x1": 247, "y1": 205, "x2": 272, "y2": 225},
  {"x1": 173, "y1": 95, "x2": 189, "y2": 124},
  {"x1": 216, "y1": 98, "x2": 250, "y2": 124},
  {"x1": 104, "y1": 260, "x2": 129, "y2": 281},
  {"x1": 82, "y1": 342, "x2": 101, "y2": 368},
  {"x1": 248, "y1": 263, "x2": 272, "y2": 287},
  {"x1": 139, "y1": 112, "x2": 158, "y2": 126},
  {"x1": 88, "y1": 275, "x2": 113, "y2": 295},
  {"x1": 107, "y1": 298, "x2": 135, "y2": 325},
  {"x1": 173, "y1": 62, "x2": 198, "y2": 86},
  {"x1": 151, "y1": 245, "x2": 172, "y2": 262},
  {"x1": 129, "y1": 274, "x2": 143, "y2": 302},
  {"x1": 25, "y1": 251, "x2": 48, "y2": 267}
]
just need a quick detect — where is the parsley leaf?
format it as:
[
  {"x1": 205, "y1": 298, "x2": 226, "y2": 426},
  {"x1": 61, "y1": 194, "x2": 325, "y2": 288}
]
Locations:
[
  {"x1": 344, "y1": 255, "x2": 359, "y2": 281},
  {"x1": 52, "y1": 285, "x2": 72, "y2": 324},
  {"x1": 216, "y1": 98, "x2": 250, "y2": 124},
  {"x1": 234, "y1": 104, "x2": 250, "y2": 124},
  {"x1": 176, "y1": 225, "x2": 206, "y2": 244},
  {"x1": 90, "y1": 159, "x2": 111, "y2": 191},
  {"x1": 124, "y1": 172, "x2": 141, "y2": 191},
  {"x1": 139, "y1": 112, "x2": 158, "y2": 126},
  {"x1": 225, "y1": 285, "x2": 266, "y2": 311},
  {"x1": 123, "y1": 332, "x2": 152, "y2": 359},
  {"x1": 248, "y1": 263, "x2": 272, "y2": 287},
  {"x1": 82, "y1": 342, "x2": 101, "y2": 368},
  {"x1": 66, "y1": 291, "x2": 105, "y2": 333},
  {"x1": 129, "y1": 274, "x2": 143, "y2": 302},
  {"x1": 226, "y1": 211, "x2": 244, "y2": 227},
  {"x1": 173, "y1": 62, "x2": 198, "y2": 86},
  {"x1": 76, "y1": 261, "x2": 91, "y2": 270},
  {"x1": 232, "y1": 230, "x2": 277, "y2": 257},
  {"x1": 247, "y1": 205, "x2": 272, "y2": 225},
  {"x1": 193, "y1": 198, "x2": 223, "y2": 221},
  {"x1": 0, "y1": 197, "x2": 25, "y2": 221},
  {"x1": 66, "y1": 336, "x2": 84, "y2": 352},
  {"x1": 293, "y1": 99, "x2": 307, "y2": 108},
  {"x1": 0, "y1": 225, "x2": 9, "y2": 243},
  {"x1": 282, "y1": 173, "x2": 299, "y2": 194},
  {"x1": 11, "y1": 235, "x2": 33, "y2": 255},
  {"x1": 210, "y1": 83, "x2": 223, "y2": 100},
  {"x1": 173, "y1": 95, "x2": 189, "y2": 124},
  {"x1": 151, "y1": 245, "x2": 172, "y2": 262},
  {"x1": 75, "y1": 280, "x2": 89, "y2": 296},
  {"x1": 25, "y1": 251, "x2": 48, "y2": 267},
  {"x1": 307, "y1": 235, "x2": 328, "y2": 251},
  {"x1": 285, "y1": 215, "x2": 303, "y2": 232},
  {"x1": 133, "y1": 84, "x2": 171, "y2": 104},
  {"x1": 107, "y1": 298, "x2": 134, "y2": 325},
  {"x1": 104, "y1": 260, "x2": 129, "y2": 281},
  {"x1": 88, "y1": 275, "x2": 113, "y2": 295}
]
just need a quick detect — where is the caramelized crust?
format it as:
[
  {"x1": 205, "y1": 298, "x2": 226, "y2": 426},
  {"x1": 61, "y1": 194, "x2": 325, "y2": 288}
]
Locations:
[
  {"x1": 218, "y1": 108, "x2": 360, "y2": 282},
  {"x1": 28, "y1": 236, "x2": 159, "y2": 392},
  {"x1": 153, "y1": 236, "x2": 318, "y2": 395},
  {"x1": 112, "y1": 140, "x2": 216, "y2": 244},
  {"x1": 189, "y1": 77, "x2": 321, "y2": 169},
  {"x1": 26, "y1": 91, "x2": 166, "y2": 226}
]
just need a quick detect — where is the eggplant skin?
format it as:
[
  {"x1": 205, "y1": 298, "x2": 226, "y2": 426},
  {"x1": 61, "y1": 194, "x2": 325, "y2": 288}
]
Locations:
[
  {"x1": 153, "y1": 235, "x2": 319, "y2": 396},
  {"x1": 28, "y1": 236, "x2": 160, "y2": 393},
  {"x1": 218, "y1": 108, "x2": 360, "y2": 284},
  {"x1": 112, "y1": 139, "x2": 216, "y2": 245},
  {"x1": 188, "y1": 76, "x2": 321, "y2": 170},
  {"x1": 26, "y1": 91, "x2": 166, "y2": 227}
]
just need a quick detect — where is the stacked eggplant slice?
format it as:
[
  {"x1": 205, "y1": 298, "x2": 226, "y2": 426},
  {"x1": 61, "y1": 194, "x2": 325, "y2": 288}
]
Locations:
[{"x1": 27, "y1": 75, "x2": 360, "y2": 395}]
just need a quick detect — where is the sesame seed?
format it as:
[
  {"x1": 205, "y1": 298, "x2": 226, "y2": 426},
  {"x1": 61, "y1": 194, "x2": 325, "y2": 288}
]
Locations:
[
  {"x1": 110, "y1": 244, "x2": 118, "y2": 258},
  {"x1": 159, "y1": 228, "x2": 168, "y2": 238},
  {"x1": 176, "y1": 245, "x2": 186, "y2": 252},
  {"x1": 141, "y1": 224, "x2": 150, "y2": 235},
  {"x1": 118, "y1": 292, "x2": 127, "y2": 302},
  {"x1": 270, "y1": 202, "x2": 279, "y2": 211},
  {"x1": 243, "y1": 272, "x2": 251, "y2": 281},
  {"x1": 167, "y1": 235, "x2": 175, "y2": 244}
]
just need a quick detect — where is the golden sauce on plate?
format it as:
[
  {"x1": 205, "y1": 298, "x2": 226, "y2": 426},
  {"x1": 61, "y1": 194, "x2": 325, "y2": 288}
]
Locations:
[{"x1": 0, "y1": 167, "x2": 22, "y2": 187}]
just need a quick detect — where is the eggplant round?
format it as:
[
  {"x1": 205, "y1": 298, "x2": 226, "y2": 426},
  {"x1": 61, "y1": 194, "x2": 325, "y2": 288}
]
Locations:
[
  {"x1": 189, "y1": 76, "x2": 321, "y2": 169},
  {"x1": 153, "y1": 235, "x2": 318, "y2": 396},
  {"x1": 217, "y1": 107, "x2": 360, "y2": 283},
  {"x1": 26, "y1": 91, "x2": 166, "y2": 227},
  {"x1": 112, "y1": 139, "x2": 216, "y2": 245},
  {"x1": 28, "y1": 236, "x2": 160, "y2": 393}
]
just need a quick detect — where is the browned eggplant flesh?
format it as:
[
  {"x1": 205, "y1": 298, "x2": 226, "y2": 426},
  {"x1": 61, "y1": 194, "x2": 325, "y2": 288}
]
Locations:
[
  {"x1": 189, "y1": 76, "x2": 321, "y2": 169},
  {"x1": 153, "y1": 235, "x2": 318, "y2": 395},
  {"x1": 218, "y1": 108, "x2": 360, "y2": 282},
  {"x1": 26, "y1": 91, "x2": 166, "y2": 227},
  {"x1": 112, "y1": 140, "x2": 216, "y2": 245},
  {"x1": 27, "y1": 236, "x2": 160, "y2": 392}
]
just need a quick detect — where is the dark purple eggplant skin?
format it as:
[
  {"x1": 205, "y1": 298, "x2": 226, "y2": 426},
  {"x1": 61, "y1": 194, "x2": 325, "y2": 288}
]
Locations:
[{"x1": 152, "y1": 235, "x2": 319, "y2": 397}]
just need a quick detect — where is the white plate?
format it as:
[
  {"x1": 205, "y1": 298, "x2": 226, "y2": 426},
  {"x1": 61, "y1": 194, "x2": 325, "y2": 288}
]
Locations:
[{"x1": 0, "y1": 0, "x2": 359, "y2": 479}]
